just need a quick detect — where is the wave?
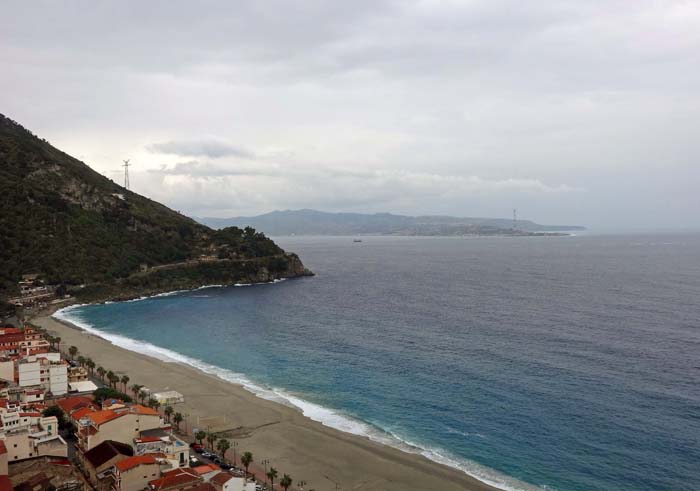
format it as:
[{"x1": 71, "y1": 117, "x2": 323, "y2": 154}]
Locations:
[{"x1": 53, "y1": 303, "x2": 541, "y2": 491}]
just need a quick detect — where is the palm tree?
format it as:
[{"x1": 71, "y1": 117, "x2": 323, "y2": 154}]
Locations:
[
  {"x1": 195, "y1": 430, "x2": 206, "y2": 445},
  {"x1": 77, "y1": 355, "x2": 86, "y2": 367},
  {"x1": 120, "y1": 375, "x2": 129, "y2": 392},
  {"x1": 206, "y1": 432, "x2": 218, "y2": 451},
  {"x1": 280, "y1": 474, "x2": 292, "y2": 491},
  {"x1": 46, "y1": 335, "x2": 54, "y2": 349},
  {"x1": 131, "y1": 384, "x2": 143, "y2": 400},
  {"x1": 240, "y1": 452, "x2": 253, "y2": 477},
  {"x1": 138, "y1": 389, "x2": 148, "y2": 404},
  {"x1": 216, "y1": 439, "x2": 230, "y2": 462},
  {"x1": 164, "y1": 406, "x2": 174, "y2": 423},
  {"x1": 173, "y1": 412, "x2": 183, "y2": 431},
  {"x1": 68, "y1": 345, "x2": 78, "y2": 360},
  {"x1": 86, "y1": 358, "x2": 95, "y2": 375},
  {"x1": 54, "y1": 336, "x2": 61, "y2": 350},
  {"x1": 106, "y1": 370, "x2": 115, "y2": 388},
  {"x1": 147, "y1": 397, "x2": 160, "y2": 410},
  {"x1": 266, "y1": 468, "x2": 278, "y2": 490},
  {"x1": 96, "y1": 366, "x2": 106, "y2": 382}
]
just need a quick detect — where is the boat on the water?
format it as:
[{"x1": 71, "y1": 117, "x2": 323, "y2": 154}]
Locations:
[{"x1": 353, "y1": 239, "x2": 362, "y2": 243}]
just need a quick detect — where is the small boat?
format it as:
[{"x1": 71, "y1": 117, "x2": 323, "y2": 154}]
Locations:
[{"x1": 353, "y1": 239, "x2": 362, "y2": 243}]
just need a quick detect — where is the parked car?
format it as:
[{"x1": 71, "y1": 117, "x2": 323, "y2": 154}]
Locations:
[
  {"x1": 194, "y1": 448, "x2": 204, "y2": 454},
  {"x1": 219, "y1": 463, "x2": 232, "y2": 470},
  {"x1": 202, "y1": 452, "x2": 212, "y2": 458}
]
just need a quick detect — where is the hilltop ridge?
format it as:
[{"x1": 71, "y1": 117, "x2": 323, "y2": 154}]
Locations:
[{"x1": 0, "y1": 114, "x2": 309, "y2": 315}]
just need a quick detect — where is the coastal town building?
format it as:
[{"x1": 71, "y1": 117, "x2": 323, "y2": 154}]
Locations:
[
  {"x1": 81, "y1": 440, "x2": 134, "y2": 491},
  {"x1": 0, "y1": 401, "x2": 67, "y2": 462},
  {"x1": 18, "y1": 354, "x2": 68, "y2": 396},
  {"x1": 111, "y1": 454, "x2": 163, "y2": 491},
  {"x1": 210, "y1": 474, "x2": 256, "y2": 491},
  {"x1": 76, "y1": 404, "x2": 163, "y2": 451},
  {"x1": 148, "y1": 467, "x2": 202, "y2": 491},
  {"x1": 134, "y1": 428, "x2": 189, "y2": 468}
]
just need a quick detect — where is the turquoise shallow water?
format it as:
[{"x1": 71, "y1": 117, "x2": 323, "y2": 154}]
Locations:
[{"x1": 57, "y1": 235, "x2": 700, "y2": 491}]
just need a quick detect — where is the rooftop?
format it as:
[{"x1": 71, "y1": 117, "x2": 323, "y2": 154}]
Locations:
[
  {"x1": 84, "y1": 440, "x2": 134, "y2": 468},
  {"x1": 115, "y1": 454, "x2": 157, "y2": 472}
]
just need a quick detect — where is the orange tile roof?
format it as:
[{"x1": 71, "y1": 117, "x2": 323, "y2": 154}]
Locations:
[
  {"x1": 56, "y1": 395, "x2": 96, "y2": 413},
  {"x1": 131, "y1": 404, "x2": 159, "y2": 415},
  {"x1": 193, "y1": 464, "x2": 220, "y2": 475},
  {"x1": 71, "y1": 406, "x2": 96, "y2": 421},
  {"x1": 87, "y1": 409, "x2": 120, "y2": 426},
  {"x1": 210, "y1": 473, "x2": 233, "y2": 486},
  {"x1": 115, "y1": 454, "x2": 157, "y2": 472},
  {"x1": 149, "y1": 468, "x2": 201, "y2": 490}
]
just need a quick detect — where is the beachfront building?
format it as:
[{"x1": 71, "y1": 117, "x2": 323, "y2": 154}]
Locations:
[
  {"x1": 134, "y1": 428, "x2": 189, "y2": 468},
  {"x1": 151, "y1": 391, "x2": 184, "y2": 406},
  {"x1": 0, "y1": 327, "x2": 51, "y2": 358},
  {"x1": 18, "y1": 353, "x2": 69, "y2": 396},
  {"x1": 81, "y1": 440, "x2": 134, "y2": 491},
  {"x1": 210, "y1": 473, "x2": 256, "y2": 491},
  {"x1": 76, "y1": 404, "x2": 163, "y2": 451},
  {"x1": 110, "y1": 454, "x2": 165, "y2": 491},
  {"x1": 191, "y1": 464, "x2": 221, "y2": 482},
  {"x1": 68, "y1": 365, "x2": 89, "y2": 383}
]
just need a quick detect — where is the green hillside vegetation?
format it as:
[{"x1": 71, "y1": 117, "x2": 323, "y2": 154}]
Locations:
[{"x1": 0, "y1": 114, "x2": 307, "y2": 312}]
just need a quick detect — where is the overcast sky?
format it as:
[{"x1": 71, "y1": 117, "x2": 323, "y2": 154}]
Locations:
[{"x1": 3, "y1": 1, "x2": 699, "y2": 229}]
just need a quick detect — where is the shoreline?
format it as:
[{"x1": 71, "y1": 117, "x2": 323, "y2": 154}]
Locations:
[{"x1": 32, "y1": 302, "x2": 524, "y2": 491}]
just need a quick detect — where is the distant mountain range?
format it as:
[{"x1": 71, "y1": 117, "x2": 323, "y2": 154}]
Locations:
[{"x1": 199, "y1": 209, "x2": 586, "y2": 236}]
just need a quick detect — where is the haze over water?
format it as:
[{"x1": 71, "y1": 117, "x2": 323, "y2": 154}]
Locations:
[{"x1": 58, "y1": 234, "x2": 700, "y2": 491}]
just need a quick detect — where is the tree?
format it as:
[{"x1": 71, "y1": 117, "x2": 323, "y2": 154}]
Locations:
[
  {"x1": 138, "y1": 389, "x2": 148, "y2": 404},
  {"x1": 280, "y1": 474, "x2": 292, "y2": 491},
  {"x1": 42, "y1": 405, "x2": 67, "y2": 429},
  {"x1": 54, "y1": 336, "x2": 61, "y2": 350},
  {"x1": 93, "y1": 387, "x2": 133, "y2": 404},
  {"x1": 68, "y1": 345, "x2": 78, "y2": 360},
  {"x1": 173, "y1": 412, "x2": 183, "y2": 431},
  {"x1": 165, "y1": 405, "x2": 174, "y2": 423},
  {"x1": 148, "y1": 397, "x2": 160, "y2": 410},
  {"x1": 131, "y1": 384, "x2": 143, "y2": 400},
  {"x1": 120, "y1": 375, "x2": 129, "y2": 392},
  {"x1": 195, "y1": 430, "x2": 206, "y2": 445},
  {"x1": 96, "y1": 366, "x2": 106, "y2": 382},
  {"x1": 266, "y1": 468, "x2": 278, "y2": 489},
  {"x1": 217, "y1": 439, "x2": 230, "y2": 462},
  {"x1": 86, "y1": 358, "x2": 95, "y2": 375},
  {"x1": 207, "y1": 432, "x2": 218, "y2": 451},
  {"x1": 106, "y1": 370, "x2": 115, "y2": 388},
  {"x1": 240, "y1": 452, "x2": 253, "y2": 477},
  {"x1": 77, "y1": 355, "x2": 86, "y2": 367}
]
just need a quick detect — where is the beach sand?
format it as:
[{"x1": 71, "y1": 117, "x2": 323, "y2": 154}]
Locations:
[{"x1": 33, "y1": 311, "x2": 503, "y2": 491}]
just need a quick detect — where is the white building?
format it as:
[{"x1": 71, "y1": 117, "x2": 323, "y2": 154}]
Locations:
[{"x1": 18, "y1": 354, "x2": 68, "y2": 396}]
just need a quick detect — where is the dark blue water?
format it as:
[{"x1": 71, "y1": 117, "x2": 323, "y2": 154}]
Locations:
[{"x1": 58, "y1": 235, "x2": 700, "y2": 491}]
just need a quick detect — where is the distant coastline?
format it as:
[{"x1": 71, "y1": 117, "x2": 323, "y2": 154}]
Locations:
[{"x1": 198, "y1": 209, "x2": 586, "y2": 237}]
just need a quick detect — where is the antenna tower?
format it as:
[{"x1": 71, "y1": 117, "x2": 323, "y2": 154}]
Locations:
[{"x1": 122, "y1": 159, "x2": 131, "y2": 189}]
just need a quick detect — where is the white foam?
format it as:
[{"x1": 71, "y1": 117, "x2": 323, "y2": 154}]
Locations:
[{"x1": 52, "y1": 304, "x2": 544, "y2": 491}]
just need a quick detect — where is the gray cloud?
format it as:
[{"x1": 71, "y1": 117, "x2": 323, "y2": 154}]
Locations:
[
  {"x1": 2, "y1": 0, "x2": 699, "y2": 229},
  {"x1": 147, "y1": 139, "x2": 254, "y2": 159}
]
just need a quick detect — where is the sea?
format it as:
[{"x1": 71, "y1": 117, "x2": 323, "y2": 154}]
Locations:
[{"x1": 54, "y1": 234, "x2": 700, "y2": 491}]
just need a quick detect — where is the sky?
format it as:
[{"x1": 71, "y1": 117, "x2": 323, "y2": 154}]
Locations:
[{"x1": 2, "y1": 1, "x2": 699, "y2": 230}]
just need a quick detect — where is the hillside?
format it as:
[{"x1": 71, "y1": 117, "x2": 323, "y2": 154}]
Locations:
[
  {"x1": 200, "y1": 209, "x2": 586, "y2": 236},
  {"x1": 0, "y1": 114, "x2": 309, "y2": 315}
]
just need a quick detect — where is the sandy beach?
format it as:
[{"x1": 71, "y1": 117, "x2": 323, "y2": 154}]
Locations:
[{"x1": 32, "y1": 309, "x2": 502, "y2": 491}]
